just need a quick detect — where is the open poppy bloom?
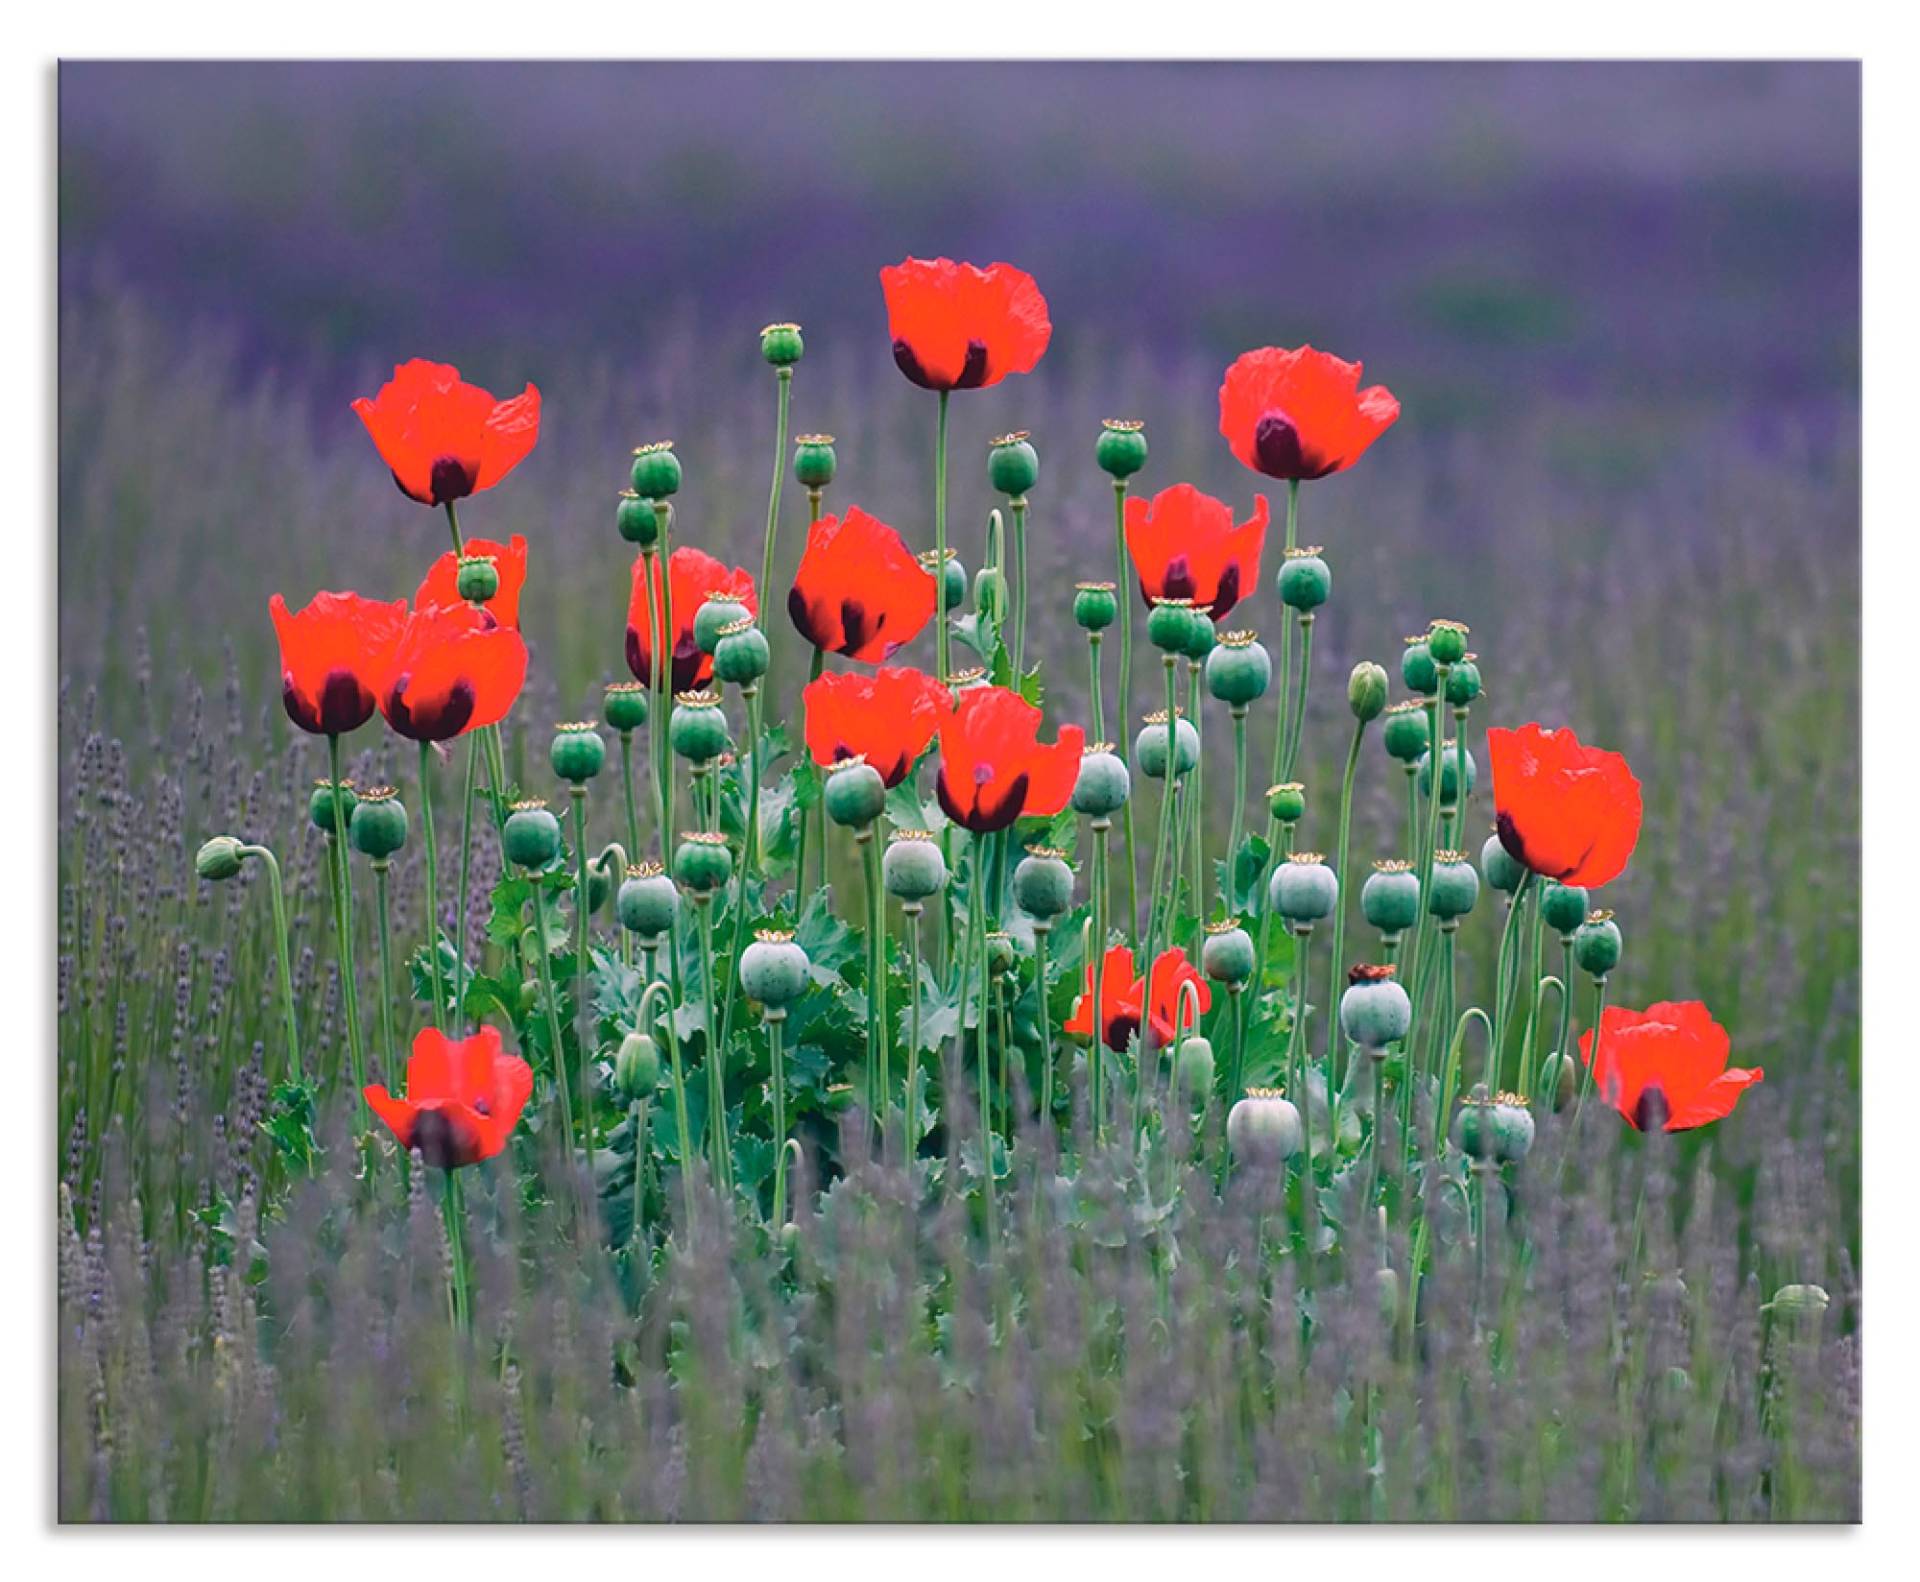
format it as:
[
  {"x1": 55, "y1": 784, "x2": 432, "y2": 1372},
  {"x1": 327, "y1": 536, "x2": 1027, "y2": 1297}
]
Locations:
[
  {"x1": 352, "y1": 359, "x2": 541, "y2": 507},
  {"x1": 1125, "y1": 483, "x2": 1269, "y2": 619},
  {"x1": 1066, "y1": 945, "x2": 1212, "y2": 1050},
  {"x1": 803, "y1": 666, "x2": 952, "y2": 787},
  {"x1": 269, "y1": 590, "x2": 408, "y2": 736},
  {"x1": 1580, "y1": 1000, "x2": 1761, "y2": 1132},
  {"x1": 935, "y1": 685, "x2": 1084, "y2": 833},
  {"x1": 363, "y1": 1025, "x2": 534, "y2": 1168},
  {"x1": 880, "y1": 257, "x2": 1052, "y2": 391},
  {"x1": 1219, "y1": 345, "x2": 1400, "y2": 481},
  {"x1": 626, "y1": 547, "x2": 758, "y2": 693},
  {"x1": 1488, "y1": 722, "x2": 1643, "y2": 889},
  {"x1": 379, "y1": 600, "x2": 528, "y2": 742},
  {"x1": 416, "y1": 533, "x2": 530, "y2": 628},
  {"x1": 788, "y1": 506, "x2": 937, "y2": 662}
]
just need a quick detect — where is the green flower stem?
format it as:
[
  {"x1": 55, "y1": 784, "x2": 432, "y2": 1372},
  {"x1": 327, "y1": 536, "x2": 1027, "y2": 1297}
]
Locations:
[
  {"x1": 641, "y1": 547, "x2": 669, "y2": 848},
  {"x1": 1402, "y1": 664, "x2": 1454, "y2": 1057},
  {"x1": 1430, "y1": 929, "x2": 1466, "y2": 1156},
  {"x1": 965, "y1": 837, "x2": 996, "y2": 1234},
  {"x1": 417, "y1": 741, "x2": 448, "y2": 1032},
  {"x1": 1552, "y1": 935, "x2": 1577, "y2": 1088},
  {"x1": 1011, "y1": 497, "x2": 1030, "y2": 675},
  {"x1": 1322, "y1": 715, "x2": 1368, "y2": 1127},
  {"x1": 1113, "y1": 480, "x2": 1141, "y2": 932},
  {"x1": 371, "y1": 858, "x2": 399, "y2": 1083},
  {"x1": 1254, "y1": 481, "x2": 1302, "y2": 986},
  {"x1": 444, "y1": 499, "x2": 465, "y2": 557},
  {"x1": 1087, "y1": 631, "x2": 1106, "y2": 744},
  {"x1": 1562, "y1": 974, "x2": 1611, "y2": 1167},
  {"x1": 1281, "y1": 613, "x2": 1315, "y2": 785},
  {"x1": 904, "y1": 903, "x2": 926, "y2": 1163},
  {"x1": 239, "y1": 844, "x2": 301, "y2": 1086},
  {"x1": 569, "y1": 788, "x2": 594, "y2": 1147},
  {"x1": 933, "y1": 391, "x2": 952, "y2": 690},
  {"x1": 1227, "y1": 706, "x2": 1249, "y2": 903},
  {"x1": 1364, "y1": 1047, "x2": 1388, "y2": 1205},
  {"x1": 796, "y1": 646, "x2": 826, "y2": 913},
  {"x1": 619, "y1": 729, "x2": 642, "y2": 863},
  {"x1": 715, "y1": 682, "x2": 765, "y2": 1071},
  {"x1": 527, "y1": 879, "x2": 580, "y2": 1178},
  {"x1": 1431, "y1": 1006, "x2": 1492, "y2": 1165},
  {"x1": 766, "y1": 1009, "x2": 790, "y2": 1224},
  {"x1": 1489, "y1": 869, "x2": 1537, "y2": 1091},
  {"x1": 1187, "y1": 659, "x2": 1205, "y2": 947},
  {"x1": 439, "y1": 1167, "x2": 470, "y2": 1332},
  {"x1": 1219, "y1": 985, "x2": 1248, "y2": 1184},
  {"x1": 1403, "y1": 764, "x2": 1419, "y2": 865},
  {"x1": 862, "y1": 829, "x2": 889, "y2": 1120},
  {"x1": 1033, "y1": 920, "x2": 1055, "y2": 1131},
  {"x1": 628, "y1": 1097, "x2": 649, "y2": 1248},
  {"x1": 1287, "y1": 921, "x2": 1320, "y2": 1246},
  {"x1": 695, "y1": 895, "x2": 730, "y2": 1195},
  {"x1": 453, "y1": 736, "x2": 479, "y2": 1034},
  {"x1": 640, "y1": 980, "x2": 698, "y2": 1239},
  {"x1": 326, "y1": 736, "x2": 369, "y2": 1118},
  {"x1": 1090, "y1": 823, "x2": 1112, "y2": 1140},
  {"x1": 758, "y1": 367, "x2": 792, "y2": 642},
  {"x1": 1135, "y1": 654, "x2": 1182, "y2": 1133},
  {"x1": 1516, "y1": 893, "x2": 1549, "y2": 1101}
]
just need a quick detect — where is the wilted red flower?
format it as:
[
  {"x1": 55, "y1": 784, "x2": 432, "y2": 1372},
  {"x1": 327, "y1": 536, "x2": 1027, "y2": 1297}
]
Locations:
[
  {"x1": 352, "y1": 359, "x2": 541, "y2": 507},
  {"x1": 803, "y1": 666, "x2": 952, "y2": 787},
  {"x1": 935, "y1": 685, "x2": 1084, "y2": 833},
  {"x1": 416, "y1": 533, "x2": 530, "y2": 628},
  {"x1": 625, "y1": 547, "x2": 757, "y2": 693},
  {"x1": 1488, "y1": 722, "x2": 1644, "y2": 889},
  {"x1": 788, "y1": 506, "x2": 937, "y2": 662},
  {"x1": 379, "y1": 601, "x2": 528, "y2": 742},
  {"x1": 269, "y1": 590, "x2": 408, "y2": 736},
  {"x1": 1125, "y1": 482, "x2": 1269, "y2": 619},
  {"x1": 363, "y1": 1025, "x2": 534, "y2": 1168},
  {"x1": 1219, "y1": 345, "x2": 1400, "y2": 481},
  {"x1": 1065, "y1": 945, "x2": 1212, "y2": 1050},
  {"x1": 1580, "y1": 1000, "x2": 1761, "y2": 1132},
  {"x1": 880, "y1": 257, "x2": 1052, "y2": 391}
]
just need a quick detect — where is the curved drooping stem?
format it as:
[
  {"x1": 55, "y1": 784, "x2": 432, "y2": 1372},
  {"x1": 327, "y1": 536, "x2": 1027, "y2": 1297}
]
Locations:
[
  {"x1": 639, "y1": 979, "x2": 697, "y2": 1238},
  {"x1": 239, "y1": 843, "x2": 301, "y2": 1087}
]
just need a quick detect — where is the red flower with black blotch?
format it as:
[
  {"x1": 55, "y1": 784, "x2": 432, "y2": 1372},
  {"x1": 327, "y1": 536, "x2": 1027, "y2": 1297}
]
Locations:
[
  {"x1": 881, "y1": 257, "x2": 1052, "y2": 391},
  {"x1": 1065, "y1": 945, "x2": 1212, "y2": 1050},
  {"x1": 352, "y1": 359, "x2": 541, "y2": 507},
  {"x1": 1124, "y1": 483, "x2": 1269, "y2": 619},
  {"x1": 803, "y1": 667, "x2": 952, "y2": 787},
  {"x1": 1219, "y1": 345, "x2": 1400, "y2": 482},
  {"x1": 269, "y1": 590, "x2": 408, "y2": 737},
  {"x1": 364, "y1": 1025, "x2": 534, "y2": 1168},
  {"x1": 935, "y1": 685, "x2": 1084, "y2": 833},
  {"x1": 416, "y1": 534, "x2": 530, "y2": 628},
  {"x1": 1580, "y1": 1000, "x2": 1761, "y2": 1132},
  {"x1": 625, "y1": 547, "x2": 758, "y2": 693},
  {"x1": 379, "y1": 601, "x2": 527, "y2": 742},
  {"x1": 1488, "y1": 722, "x2": 1643, "y2": 889},
  {"x1": 788, "y1": 506, "x2": 937, "y2": 662}
]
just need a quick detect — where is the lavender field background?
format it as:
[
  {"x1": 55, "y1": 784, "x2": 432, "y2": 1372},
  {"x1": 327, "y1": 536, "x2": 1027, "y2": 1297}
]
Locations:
[{"x1": 56, "y1": 62, "x2": 1861, "y2": 1519}]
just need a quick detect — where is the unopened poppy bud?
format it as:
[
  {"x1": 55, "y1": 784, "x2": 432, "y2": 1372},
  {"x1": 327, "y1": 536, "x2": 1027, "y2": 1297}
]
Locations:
[
  {"x1": 1227, "y1": 1087, "x2": 1303, "y2": 1165},
  {"x1": 349, "y1": 785, "x2": 409, "y2": 859},
  {"x1": 1202, "y1": 920, "x2": 1256, "y2": 986},
  {"x1": 740, "y1": 929, "x2": 810, "y2": 1009},
  {"x1": 989, "y1": 431, "x2": 1039, "y2": 497},
  {"x1": 668, "y1": 691, "x2": 730, "y2": 763},
  {"x1": 1574, "y1": 910, "x2": 1622, "y2": 977},
  {"x1": 586, "y1": 863, "x2": 612, "y2": 914},
  {"x1": 1095, "y1": 418, "x2": 1148, "y2": 479},
  {"x1": 1446, "y1": 655, "x2": 1482, "y2": 707},
  {"x1": 309, "y1": 778, "x2": 357, "y2": 834},
  {"x1": 1376, "y1": 1267, "x2": 1401, "y2": 1326},
  {"x1": 823, "y1": 756, "x2": 886, "y2": 829},
  {"x1": 1767, "y1": 1283, "x2": 1831, "y2": 1317},
  {"x1": 1481, "y1": 831, "x2": 1523, "y2": 893},
  {"x1": 616, "y1": 491, "x2": 659, "y2": 547},
  {"x1": 694, "y1": 595, "x2": 752, "y2": 655},
  {"x1": 1427, "y1": 619, "x2": 1469, "y2": 667},
  {"x1": 1348, "y1": 660, "x2": 1389, "y2": 722},
  {"x1": 195, "y1": 835, "x2": 247, "y2": 882},
  {"x1": 1271, "y1": 852, "x2": 1338, "y2": 925},
  {"x1": 1135, "y1": 710, "x2": 1199, "y2": 780},
  {"x1": 1072, "y1": 745, "x2": 1131, "y2": 817},
  {"x1": 713, "y1": 619, "x2": 770, "y2": 686},
  {"x1": 1147, "y1": 597, "x2": 1203, "y2": 655},
  {"x1": 1206, "y1": 630, "x2": 1272, "y2": 706},
  {"x1": 455, "y1": 555, "x2": 500, "y2": 603},
  {"x1": 760, "y1": 321, "x2": 804, "y2": 367},
  {"x1": 1427, "y1": 852, "x2": 1479, "y2": 920},
  {"x1": 883, "y1": 829, "x2": 948, "y2": 902},
  {"x1": 550, "y1": 722, "x2": 607, "y2": 785},
  {"x1": 603, "y1": 680, "x2": 649, "y2": 733},
  {"x1": 974, "y1": 566, "x2": 1006, "y2": 623},
  {"x1": 1073, "y1": 581, "x2": 1118, "y2": 631},
  {"x1": 1382, "y1": 699, "x2": 1430, "y2": 762},
  {"x1": 1340, "y1": 963, "x2": 1412, "y2": 1048},
  {"x1": 1541, "y1": 881, "x2": 1589, "y2": 937},
  {"x1": 1401, "y1": 635, "x2": 1437, "y2": 696},
  {"x1": 1267, "y1": 781, "x2": 1307, "y2": 825},
  {"x1": 673, "y1": 830, "x2": 733, "y2": 894},
  {"x1": 616, "y1": 1031, "x2": 661, "y2": 1098},
  {"x1": 986, "y1": 932, "x2": 1016, "y2": 975},
  {"x1": 919, "y1": 548, "x2": 966, "y2": 612},
  {"x1": 1418, "y1": 742, "x2": 1476, "y2": 806},
  {"x1": 617, "y1": 863, "x2": 679, "y2": 939},
  {"x1": 1362, "y1": 860, "x2": 1420, "y2": 936},
  {"x1": 1013, "y1": 846, "x2": 1075, "y2": 919},
  {"x1": 1278, "y1": 546, "x2": 1331, "y2": 611},
  {"x1": 793, "y1": 433, "x2": 837, "y2": 489},
  {"x1": 504, "y1": 800, "x2": 563, "y2": 869},
  {"x1": 630, "y1": 440, "x2": 681, "y2": 499},
  {"x1": 1536, "y1": 1047, "x2": 1578, "y2": 1111},
  {"x1": 1176, "y1": 1036, "x2": 1215, "y2": 1101}
]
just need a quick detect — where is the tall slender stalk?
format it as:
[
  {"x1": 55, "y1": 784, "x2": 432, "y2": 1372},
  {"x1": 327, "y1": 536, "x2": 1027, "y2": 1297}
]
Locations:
[
  {"x1": 758, "y1": 366, "x2": 792, "y2": 640},
  {"x1": 370, "y1": 858, "x2": 399, "y2": 1084},
  {"x1": 904, "y1": 903, "x2": 926, "y2": 1163},
  {"x1": 325, "y1": 737, "x2": 368, "y2": 1118},
  {"x1": 1011, "y1": 496, "x2": 1030, "y2": 674},
  {"x1": 695, "y1": 894, "x2": 730, "y2": 1195},
  {"x1": 239, "y1": 843, "x2": 301, "y2": 1086},
  {"x1": 933, "y1": 391, "x2": 952, "y2": 690},
  {"x1": 453, "y1": 736, "x2": 479, "y2": 1034},
  {"x1": 1033, "y1": 919, "x2": 1054, "y2": 1131},
  {"x1": 1090, "y1": 822, "x2": 1111, "y2": 1141},
  {"x1": 862, "y1": 829, "x2": 889, "y2": 1121},
  {"x1": 639, "y1": 980, "x2": 697, "y2": 1239},
  {"x1": 1113, "y1": 481, "x2": 1141, "y2": 931},
  {"x1": 766, "y1": 1009, "x2": 790, "y2": 1225},
  {"x1": 417, "y1": 741, "x2": 447, "y2": 1031},
  {"x1": 439, "y1": 1168, "x2": 470, "y2": 1332},
  {"x1": 1322, "y1": 716, "x2": 1367, "y2": 1124},
  {"x1": 527, "y1": 880, "x2": 578, "y2": 1177},
  {"x1": 569, "y1": 788, "x2": 594, "y2": 1148},
  {"x1": 1281, "y1": 613, "x2": 1315, "y2": 785}
]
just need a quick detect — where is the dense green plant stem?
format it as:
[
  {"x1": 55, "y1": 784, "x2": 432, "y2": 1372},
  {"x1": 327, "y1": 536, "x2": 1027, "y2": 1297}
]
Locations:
[
  {"x1": 766, "y1": 1011, "x2": 789, "y2": 1224},
  {"x1": 453, "y1": 737, "x2": 478, "y2": 1034},
  {"x1": 1552, "y1": 935, "x2": 1577, "y2": 1085},
  {"x1": 370, "y1": 860, "x2": 399, "y2": 1081},
  {"x1": 1090, "y1": 824, "x2": 1111, "y2": 1140},
  {"x1": 1136, "y1": 655, "x2": 1182, "y2": 1133},
  {"x1": 1431, "y1": 1007, "x2": 1492, "y2": 1163},
  {"x1": 796, "y1": 647, "x2": 826, "y2": 913},
  {"x1": 444, "y1": 499, "x2": 464, "y2": 557},
  {"x1": 1403, "y1": 765, "x2": 1419, "y2": 864},
  {"x1": 1254, "y1": 481, "x2": 1301, "y2": 981},
  {"x1": 569, "y1": 789, "x2": 593, "y2": 1145},
  {"x1": 1288, "y1": 923, "x2": 1320, "y2": 1243},
  {"x1": 1113, "y1": 481, "x2": 1140, "y2": 930},
  {"x1": 1365, "y1": 1048, "x2": 1387, "y2": 1203},
  {"x1": 715, "y1": 683, "x2": 765, "y2": 1067},
  {"x1": 1227, "y1": 707, "x2": 1249, "y2": 900},
  {"x1": 1516, "y1": 896, "x2": 1549, "y2": 1100},
  {"x1": 1403, "y1": 663, "x2": 1453, "y2": 1054},
  {"x1": 417, "y1": 741, "x2": 448, "y2": 1031},
  {"x1": 934, "y1": 391, "x2": 952, "y2": 690},
  {"x1": 1564, "y1": 975, "x2": 1611, "y2": 1160},
  {"x1": 240, "y1": 843, "x2": 301, "y2": 1085},
  {"x1": 904, "y1": 906, "x2": 925, "y2": 1162},
  {"x1": 1281, "y1": 614, "x2": 1315, "y2": 784},
  {"x1": 862, "y1": 831, "x2": 889, "y2": 1119},
  {"x1": 1011, "y1": 497, "x2": 1030, "y2": 674},
  {"x1": 1187, "y1": 660, "x2": 1205, "y2": 946},
  {"x1": 695, "y1": 896, "x2": 730, "y2": 1194},
  {"x1": 1087, "y1": 632, "x2": 1105, "y2": 742},
  {"x1": 527, "y1": 880, "x2": 579, "y2": 1175},
  {"x1": 1322, "y1": 716, "x2": 1367, "y2": 1116},
  {"x1": 439, "y1": 1168, "x2": 470, "y2": 1332},
  {"x1": 758, "y1": 367, "x2": 792, "y2": 642},
  {"x1": 628, "y1": 1097, "x2": 649, "y2": 1247},
  {"x1": 1489, "y1": 869, "x2": 1536, "y2": 1090},
  {"x1": 640, "y1": 981, "x2": 697, "y2": 1238},
  {"x1": 966, "y1": 838, "x2": 996, "y2": 1234},
  {"x1": 619, "y1": 731, "x2": 642, "y2": 864},
  {"x1": 325, "y1": 736, "x2": 368, "y2": 1115}
]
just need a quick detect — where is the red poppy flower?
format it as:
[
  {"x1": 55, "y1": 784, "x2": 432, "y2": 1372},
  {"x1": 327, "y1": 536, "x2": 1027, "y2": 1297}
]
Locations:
[
  {"x1": 934, "y1": 685, "x2": 1084, "y2": 833},
  {"x1": 352, "y1": 359, "x2": 541, "y2": 507},
  {"x1": 1124, "y1": 483, "x2": 1269, "y2": 619},
  {"x1": 1133, "y1": 948, "x2": 1212, "y2": 1045},
  {"x1": 269, "y1": 590, "x2": 408, "y2": 737},
  {"x1": 1219, "y1": 345, "x2": 1400, "y2": 481},
  {"x1": 379, "y1": 601, "x2": 527, "y2": 742},
  {"x1": 1065, "y1": 945, "x2": 1212, "y2": 1050},
  {"x1": 880, "y1": 257, "x2": 1052, "y2": 391},
  {"x1": 1579, "y1": 1000, "x2": 1761, "y2": 1132},
  {"x1": 788, "y1": 506, "x2": 937, "y2": 662},
  {"x1": 1488, "y1": 723, "x2": 1644, "y2": 889},
  {"x1": 625, "y1": 547, "x2": 758, "y2": 693},
  {"x1": 363, "y1": 1024, "x2": 534, "y2": 1168},
  {"x1": 416, "y1": 534, "x2": 530, "y2": 628},
  {"x1": 803, "y1": 666, "x2": 953, "y2": 787}
]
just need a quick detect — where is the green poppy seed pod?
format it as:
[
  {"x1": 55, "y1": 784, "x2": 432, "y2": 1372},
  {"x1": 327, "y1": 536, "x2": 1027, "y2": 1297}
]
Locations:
[
  {"x1": 1072, "y1": 746, "x2": 1131, "y2": 817},
  {"x1": 1134, "y1": 711, "x2": 1199, "y2": 780},
  {"x1": 1427, "y1": 620, "x2": 1469, "y2": 667},
  {"x1": 1267, "y1": 781, "x2": 1307, "y2": 824},
  {"x1": 883, "y1": 830, "x2": 948, "y2": 902},
  {"x1": 1095, "y1": 418, "x2": 1148, "y2": 479},
  {"x1": 308, "y1": 778, "x2": 357, "y2": 834},
  {"x1": 1176, "y1": 1036, "x2": 1215, "y2": 1102},
  {"x1": 1497, "y1": 1101, "x2": 1536, "y2": 1162},
  {"x1": 974, "y1": 566, "x2": 1006, "y2": 623},
  {"x1": 1202, "y1": 921, "x2": 1257, "y2": 986},
  {"x1": 1382, "y1": 700, "x2": 1431, "y2": 762},
  {"x1": 713, "y1": 620, "x2": 770, "y2": 686},
  {"x1": 503, "y1": 800, "x2": 563, "y2": 870},
  {"x1": 1147, "y1": 598, "x2": 1203, "y2": 655},
  {"x1": 1767, "y1": 1284, "x2": 1831, "y2": 1318},
  {"x1": 673, "y1": 831, "x2": 733, "y2": 894},
  {"x1": 793, "y1": 433, "x2": 836, "y2": 489},
  {"x1": 989, "y1": 431, "x2": 1039, "y2": 497},
  {"x1": 1574, "y1": 911, "x2": 1623, "y2": 977},
  {"x1": 630, "y1": 440, "x2": 681, "y2": 499},
  {"x1": 1278, "y1": 546, "x2": 1331, "y2": 611},
  {"x1": 617, "y1": 865, "x2": 679, "y2": 939},
  {"x1": 985, "y1": 932, "x2": 1016, "y2": 976},
  {"x1": 1205, "y1": 630, "x2": 1271, "y2": 706},
  {"x1": 1481, "y1": 831, "x2": 1523, "y2": 894},
  {"x1": 739, "y1": 929, "x2": 811, "y2": 1009},
  {"x1": 1454, "y1": 1091, "x2": 1533, "y2": 1163},
  {"x1": 1227, "y1": 1088, "x2": 1303, "y2": 1165},
  {"x1": 1401, "y1": 636, "x2": 1438, "y2": 696},
  {"x1": 1012, "y1": 846, "x2": 1075, "y2": 920},
  {"x1": 1418, "y1": 742, "x2": 1477, "y2": 806},
  {"x1": 823, "y1": 757, "x2": 887, "y2": 829},
  {"x1": 616, "y1": 1031, "x2": 661, "y2": 1099},
  {"x1": 1073, "y1": 581, "x2": 1118, "y2": 632},
  {"x1": 920, "y1": 548, "x2": 966, "y2": 612},
  {"x1": 455, "y1": 554, "x2": 500, "y2": 603},
  {"x1": 550, "y1": 722, "x2": 607, "y2": 785},
  {"x1": 1348, "y1": 660, "x2": 1389, "y2": 722},
  {"x1": 760, "y1": 321, "x2": 804, "y2": 367},
  {"x1": 1536, "y1": 1047, "x2": 1578, "y2": 1112},
  {"x1": 1339, "y1": 963, "x2": 1412, "y2": 1048},
  {"x1": 694, "y1": 596, "x2": 752, "y2": 656},
  {"x1": 949, "y1": 666, "x2": 989, "y2": 692},
  {"x1": 1446, "y1": 656, "x2": 1482, "y2": 707},
  {"x1": 348, "y1": 786, "x2": 410, "y2": 859},
  {"x1": 1271, "y1": 852, "x2": 1338, "y2": 925},
  {"x1": 195, "y1": 835, "x2": 247, "y2": 882},
  {"x1": 1362, "y1": 860, "x2": 1421, "y2": 935},
  {"x1": 603, "y1": 680, "x2": 649, "y2": 733},
  {"x1": 668, "y1": 692, "x2": 731, "y2": 763},
  {"x1": 1426, "y1": 852, "x2": 1480, "y2": 920},
  {"x1": 616, "y1": 491, "x2": 660, "y2": 547},
  {"x1": 1541, "y1": 881, "x2": 1589, "y2": 937}
]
